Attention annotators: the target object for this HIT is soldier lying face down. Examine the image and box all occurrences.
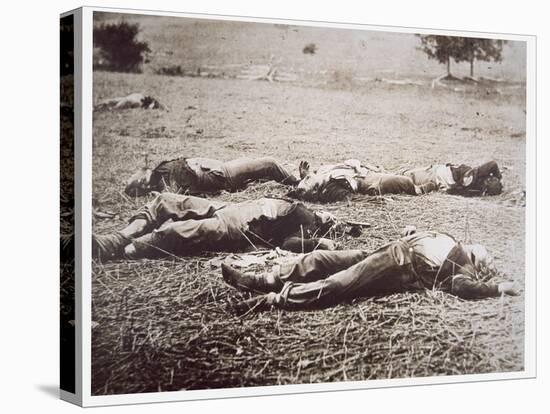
[222,225,519,313]
[94,93,167,111]
[288,159,437,202]
[92,193,351,261]
[125,156,300,197]
[400,160,503,196]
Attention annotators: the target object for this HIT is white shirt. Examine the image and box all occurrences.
[404,231,457,268]
[431,165,456,190]
[403,164,456,191]
[297,159,376,193]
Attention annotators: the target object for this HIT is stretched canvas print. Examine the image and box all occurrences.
[60,6,536,407]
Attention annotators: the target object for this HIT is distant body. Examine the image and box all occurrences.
[125,156,299,196]
[94,93,166,111]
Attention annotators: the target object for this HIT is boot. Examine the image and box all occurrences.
[92,232,130,261]
[221,264,271,293]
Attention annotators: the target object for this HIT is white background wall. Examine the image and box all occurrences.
[0,0,546,412]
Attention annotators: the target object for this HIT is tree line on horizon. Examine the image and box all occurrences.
[91,20,507,80]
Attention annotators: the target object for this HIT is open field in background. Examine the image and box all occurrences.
[91,16,526,395]
[95,12,527,85]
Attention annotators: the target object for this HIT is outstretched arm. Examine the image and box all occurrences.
[450,275,519,299]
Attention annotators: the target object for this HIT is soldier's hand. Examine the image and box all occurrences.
[299,160,310,179]
[498,282,520,296]
[317,238,337,250]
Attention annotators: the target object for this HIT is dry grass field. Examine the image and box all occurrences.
[90,15,527,395]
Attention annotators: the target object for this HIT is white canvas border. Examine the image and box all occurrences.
[73,6,537,407]
[80,6,94,406]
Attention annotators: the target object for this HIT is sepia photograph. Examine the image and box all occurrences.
[89,10,527,396]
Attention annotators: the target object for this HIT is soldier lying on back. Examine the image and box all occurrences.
[289,159,503,202]
[222,225,519,313]
[288,159,437,202]
[125,156,300,197]
[92,193,348,261]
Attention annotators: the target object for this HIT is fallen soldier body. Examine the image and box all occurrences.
[222,226,519,312]
[125,156,300,197]
[92,193,344,261]
[94,93,166,111]
[400,160,503,196]
[288,159,437,202]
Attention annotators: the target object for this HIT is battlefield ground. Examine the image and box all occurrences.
[90,15,527,394]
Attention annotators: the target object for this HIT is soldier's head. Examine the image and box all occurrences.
[125,167,153,196]
[481,176,503,196]
[141,95,167,111]
[463,243,496,273]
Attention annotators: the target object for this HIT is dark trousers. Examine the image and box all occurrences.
[224,157,298,189]
[357,173,426,195]
[264,243,421,310]
[122,194,229,258]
